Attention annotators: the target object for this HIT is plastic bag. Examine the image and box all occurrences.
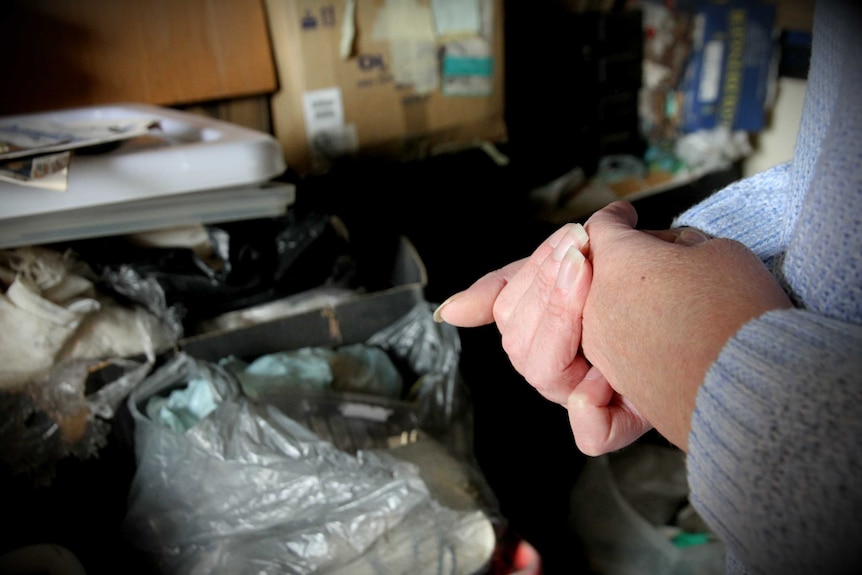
[569,443,726,575]
[123,303,501,574]
[0,245,176,484]
[74,211,356,335]
[0,356,155,485]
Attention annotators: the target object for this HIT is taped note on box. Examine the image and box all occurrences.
[439,0,495,96]
[431,0,481,39]
[442,37,494,96]
[373,0,439,94]
[302,87,345,131]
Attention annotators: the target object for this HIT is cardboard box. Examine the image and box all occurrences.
[680,0,777,133]
[175,234,482,460]
[264,0,507,175]
[180,235,428,361]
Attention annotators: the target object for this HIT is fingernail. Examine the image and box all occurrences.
[433,294,459,323]
[555,246,585,289]
[584,365,603,380]
[548,223,576,248]
[675,228,711,246]
[572,223,589,249]
[552,223,589,261]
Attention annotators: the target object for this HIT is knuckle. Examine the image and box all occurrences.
[492,298,510,326]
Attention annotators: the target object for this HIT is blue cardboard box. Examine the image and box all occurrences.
[680,0,777,133]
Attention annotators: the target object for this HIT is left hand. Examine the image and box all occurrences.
[434,222,593,406]
[435,221,653,454]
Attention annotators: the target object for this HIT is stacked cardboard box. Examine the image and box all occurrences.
[264,0,507,175]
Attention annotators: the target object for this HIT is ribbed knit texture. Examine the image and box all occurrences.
[672,1,862,573]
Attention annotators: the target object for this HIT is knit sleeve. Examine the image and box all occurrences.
[672,162,792,266]
[686,309,862,575]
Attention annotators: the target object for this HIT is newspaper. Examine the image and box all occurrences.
[0,118,160,190]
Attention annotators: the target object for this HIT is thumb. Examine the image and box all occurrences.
[583,201,638,243]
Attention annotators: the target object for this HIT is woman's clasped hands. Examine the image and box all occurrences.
[434,201,792,456]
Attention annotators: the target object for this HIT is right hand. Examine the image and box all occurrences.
[577,201,793,452]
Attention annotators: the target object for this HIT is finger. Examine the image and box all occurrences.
[433,258,527,327]
[497,228,580,348]
[672,227,713,246]
[499,226,590,387]
[641,227,713,246]
[434,223,584,327]
[516,246,592,405]
[493,223,588,326]
[641,229,682,243]
[583,200,638,247]
[566,366,653,456]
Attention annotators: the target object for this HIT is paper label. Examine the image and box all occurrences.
[302,87,345,133]
[431,0,481,38]
[372,0,439,94]
[442,37,494,96]
[698,40,724,103]
[302,87,358,168]
[340,402,393,422]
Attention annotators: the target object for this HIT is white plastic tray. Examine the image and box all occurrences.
[0,103,287,220]
[0,181,295,249]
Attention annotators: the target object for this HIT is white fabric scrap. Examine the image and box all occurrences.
[0,247,174,389]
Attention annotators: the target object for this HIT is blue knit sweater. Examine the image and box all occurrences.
[672,2,862,573]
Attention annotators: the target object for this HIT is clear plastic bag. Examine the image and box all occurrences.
[123,303,501,574]
[0,245,176,484]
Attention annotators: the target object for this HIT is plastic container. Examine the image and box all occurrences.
[0,103,292,248]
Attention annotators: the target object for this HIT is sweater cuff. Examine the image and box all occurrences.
[673,163,791,263]
[686,309,862,573]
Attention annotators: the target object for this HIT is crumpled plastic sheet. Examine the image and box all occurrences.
[123,303,501,574]
[366,303,466,439]
[0,356,155,485]
[77,211,356,336]
[0,246,178,484]
[194,286,360,335]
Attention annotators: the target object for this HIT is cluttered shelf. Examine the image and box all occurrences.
[504,0,781,228]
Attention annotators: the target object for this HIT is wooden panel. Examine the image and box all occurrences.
[0,0,277,115]
[179,95,273,133]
